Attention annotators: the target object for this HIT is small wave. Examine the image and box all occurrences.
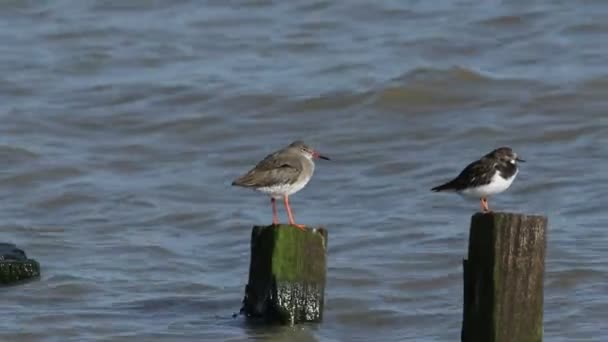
[0,145,39,162]
[579,74,608,91]
[0,166,84,187]
[476,11,544,28]
[370,66,547,109]
[375,67,496,107]
[398,66,488,82]
[287,91,371,112]
[561,22,608,35]
[34,192,98,210]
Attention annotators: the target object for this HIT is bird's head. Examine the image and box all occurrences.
[288,140,330,161]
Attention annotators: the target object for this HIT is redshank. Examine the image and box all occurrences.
[232,140,330,230]
[431,147,525,212]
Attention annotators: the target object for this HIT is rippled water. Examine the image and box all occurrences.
[0,1,607,341]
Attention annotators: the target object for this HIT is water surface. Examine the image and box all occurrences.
[0,1,607,341]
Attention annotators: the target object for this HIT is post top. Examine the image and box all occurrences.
[472,211,547,221]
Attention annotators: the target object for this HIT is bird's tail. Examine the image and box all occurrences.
[431,180,458,192]
[232,174,254,187]
[231,179,245,187]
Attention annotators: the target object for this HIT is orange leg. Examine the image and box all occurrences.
[271,198,279,225]
[284,195,306,231]
[480,197,490,213]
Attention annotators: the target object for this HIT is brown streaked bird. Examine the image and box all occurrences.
[431,147,525,212]
[232,141,330,230]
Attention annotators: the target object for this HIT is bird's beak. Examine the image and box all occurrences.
[516,157,525,162]
[313,151,330,160]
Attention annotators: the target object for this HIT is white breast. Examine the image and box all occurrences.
[256,160,315,198]
[256,178,310,198]
[460,169,517,198]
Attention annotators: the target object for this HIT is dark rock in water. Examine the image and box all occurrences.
[0,243,27,261]
[0,243,40,285]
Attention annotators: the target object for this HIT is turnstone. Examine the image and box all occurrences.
[431,147,524,212]
[232,141,330,230]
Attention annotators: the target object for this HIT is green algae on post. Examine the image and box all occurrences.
[241,224,327,325]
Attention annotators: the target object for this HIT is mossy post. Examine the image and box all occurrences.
[241,224,327,325]
[462,212,547,342]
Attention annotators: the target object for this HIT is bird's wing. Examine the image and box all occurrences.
[432,158,496,191]
[232,152,303,188]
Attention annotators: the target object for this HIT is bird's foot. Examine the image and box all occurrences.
[290,223,307,231]
[480,198,491,213]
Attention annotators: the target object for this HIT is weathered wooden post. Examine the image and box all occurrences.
[462,212,547,342]
[241,224,327,325]
[0,243,40,285]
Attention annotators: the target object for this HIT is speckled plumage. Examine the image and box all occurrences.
[232,141,315,197]
[232,140,329,227]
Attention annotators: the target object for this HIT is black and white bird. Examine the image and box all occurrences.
[431,147,525,212]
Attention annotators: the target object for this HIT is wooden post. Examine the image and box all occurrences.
[0,243,40,286]
[462,212,547,342]
[241,224,327,325]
